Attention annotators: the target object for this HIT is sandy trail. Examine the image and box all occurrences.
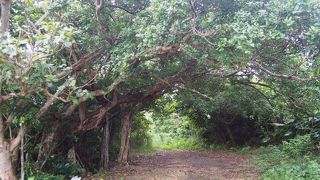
[108,150,261,180]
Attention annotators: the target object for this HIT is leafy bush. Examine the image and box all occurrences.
[253,146,284,172]
[254,135,320,179]
[24,155,83,179]
[263,160,320,180]
[282,135,312,158]
[33,155,84,179]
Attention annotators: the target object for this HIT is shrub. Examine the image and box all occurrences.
[252,146,284,172]
[281,135,312,158]
[263,160,320,180]
[253,135,320,179]
[27,172,64,180]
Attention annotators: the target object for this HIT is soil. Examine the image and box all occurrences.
[106,150,261,180]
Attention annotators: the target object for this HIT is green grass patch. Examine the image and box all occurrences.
[161,138,206,151]
[131,144,157,154]
[159,138,229,151]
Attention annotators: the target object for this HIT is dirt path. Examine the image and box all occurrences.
[109,150,261,180]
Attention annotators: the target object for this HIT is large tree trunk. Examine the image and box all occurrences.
[0,142,17,180]
[0,0,19,177]
[99,118,111,169]
[117,111,133,164]
[0,116,24,180]
[0,0,10,34]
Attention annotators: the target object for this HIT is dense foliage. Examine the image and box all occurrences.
[253,135,320,179]
[0,0,319,179]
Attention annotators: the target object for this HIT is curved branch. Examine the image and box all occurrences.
[252,61,309,81]
[0,92,24,105]
[175,84,213,101]
[234,80,274,107]
[240,80,313,116]
[64,90,105,117]
[192,70,240,78]
[96,0,114,45]
[9,125,25,152]
[106,4,137,14]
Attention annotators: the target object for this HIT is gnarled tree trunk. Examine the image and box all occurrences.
[0,116,24,180]
[117,110,133,164]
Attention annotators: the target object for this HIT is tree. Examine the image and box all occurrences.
[0,1,76,178]
[48,0,320,166]
[0,0,319,178]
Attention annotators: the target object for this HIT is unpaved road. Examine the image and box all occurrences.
[109,150,261,180]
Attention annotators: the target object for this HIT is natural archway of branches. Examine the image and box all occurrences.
[0,0,319,179]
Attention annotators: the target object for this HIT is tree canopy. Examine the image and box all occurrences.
[0,0,319,179]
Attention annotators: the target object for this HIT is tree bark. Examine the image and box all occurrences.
[0,117,23,180]
[99,118,111,169]
[117,110,133,164]
[20,133,24,180]
[1,0,10,34]
[0,2,18,177]
[0,142,17,180]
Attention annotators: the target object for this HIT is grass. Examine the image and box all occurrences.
[161,138,206,151]
[154,137,229,152]
[131,144,157,154]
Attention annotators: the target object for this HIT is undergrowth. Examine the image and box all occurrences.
[252,135,320,180]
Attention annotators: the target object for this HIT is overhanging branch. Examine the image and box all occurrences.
[175,84,213,101]
[252,61,309,81]
[96,0,114,45]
